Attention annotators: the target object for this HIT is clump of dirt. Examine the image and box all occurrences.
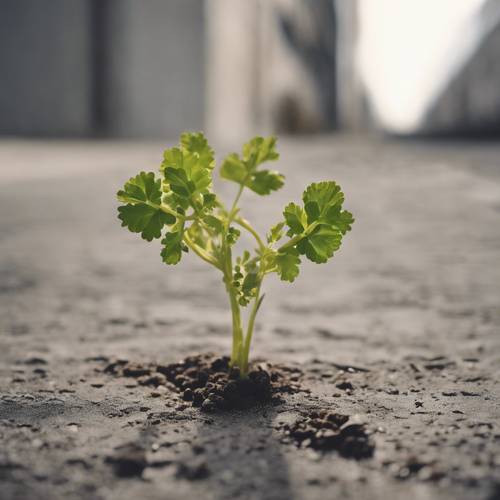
[104,353,302,411]
[279,410,375,459]
[104,443,147,478]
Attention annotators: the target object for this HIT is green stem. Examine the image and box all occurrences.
[240,284,262,376]
[227,184,245,226]
[183,234,220,269]
[277,221,319,253]
[228,283,243,365]
[151,201,185,220]
[234,217,266,251]
[221,238,243,366]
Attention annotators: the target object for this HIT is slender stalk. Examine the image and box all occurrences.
[223,245,243,366]
[149,201,183,220]
[224,183,247,366]
[183,234,220,269]
[240,284,262,375]
[234,217,266,251]
[227,184,245,226]
[228,284,243,364]
[277,221,319,253]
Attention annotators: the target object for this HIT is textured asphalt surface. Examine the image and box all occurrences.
[0,136,499,500]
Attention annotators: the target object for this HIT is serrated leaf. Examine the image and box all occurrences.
[283,203,306,236]
[180,132,215,170]
[220,135,284,196]
[227,227,240,245]
[278,180,354,267]
[220,154,247,184]
[161,230,184,265]
[302,181,344,223]
[325,207,354,234]
[117,171,162,205]
[161,147,184,171]
[297,225,342,264]
[275,248,301,282]
[249,170,285,195]
[161,132,215,208]
[118,205,174,241]
[117,172,175,241]
[164,167,194,198]
[242,136,279,167]
[267,222,285,244]
[202,193,218,209]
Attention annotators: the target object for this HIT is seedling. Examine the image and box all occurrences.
[117,133,354,377]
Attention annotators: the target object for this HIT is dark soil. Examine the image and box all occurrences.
[104,353,303,412]
[278,410,375,459]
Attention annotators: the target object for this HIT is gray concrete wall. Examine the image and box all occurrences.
[0,0,205,138]
[0,0,93,136]
[103,0,205,138]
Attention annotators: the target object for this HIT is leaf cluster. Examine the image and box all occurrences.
[117,132,354,288]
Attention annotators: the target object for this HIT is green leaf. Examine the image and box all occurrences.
[118,204,174,241]
[297,225,342,264]
[220,154,247,184]
[117,172,175,241]
[249,170,284,195]
[180,131,215,170]
[202,193,218,210]
[267,222,285,244]
[117,171,162,205]
[203,215,224,234]
[279,180,354,265]
[304,181,354,234]
[325,207,354,234]
[164,167,194,198]
[220,135,284,196]
[283,203,306,236]
[275,248,301,282]
[161,230,184,265]
[226,227,240,245]
[242,136,279,167]
[302,181,343,213]
[242,271,259,296]
[161,147,184,171]
[161,132,215,205]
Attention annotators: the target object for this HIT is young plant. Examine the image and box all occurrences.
[117,133,354,377]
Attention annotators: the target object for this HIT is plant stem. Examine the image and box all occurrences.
[183,234,220,269]
[228,282,243,365]
[277,221,319,253]
[234,217,266,251]
[227,184,245,226]
[222,237,244,366]
[152,201,185,220]
[240,284,262,375]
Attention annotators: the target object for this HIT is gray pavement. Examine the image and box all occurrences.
[0,136,499,500]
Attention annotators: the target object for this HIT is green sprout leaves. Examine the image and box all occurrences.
[274,248,301,282]
[161,228,185,265]
[117,172,175,241]
[220,136,285,195]
[116,133,354,376]
[270,181,354,279]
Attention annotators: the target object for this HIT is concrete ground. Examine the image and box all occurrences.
[0,135,499,500]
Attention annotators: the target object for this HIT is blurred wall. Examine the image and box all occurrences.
[0,0,204,138]
[206,0,338,143]
[102,0,205,138]
[0,0,93,136]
